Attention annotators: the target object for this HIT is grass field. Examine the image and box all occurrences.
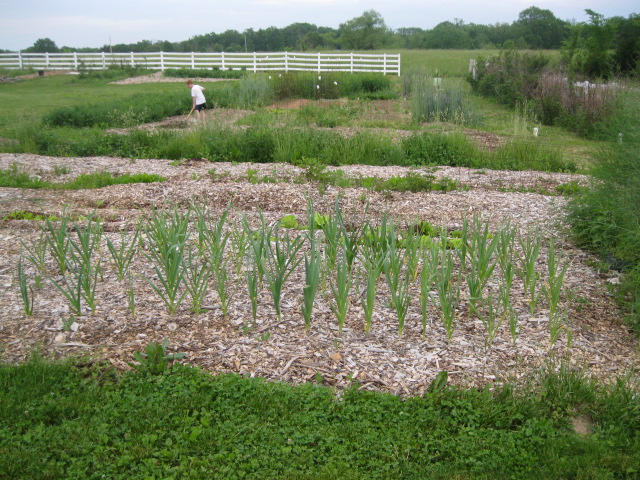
[0,50,600,169]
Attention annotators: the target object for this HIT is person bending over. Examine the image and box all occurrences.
[186,80,206,121]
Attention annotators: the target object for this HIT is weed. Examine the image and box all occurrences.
[128,339,186,376]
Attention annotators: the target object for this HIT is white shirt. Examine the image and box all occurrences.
[191,85,206,105]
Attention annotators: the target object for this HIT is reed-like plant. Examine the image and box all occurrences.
[330,251,352,331]
[127,273,136,319]
[183,245,212,315]
[384,238,412,337]
[17,258,34,315]
[319,209,342,278]
[20,232,47,273]
[68,217,103,312]
[261,226,304,320]
[543,239,570,350]
[336,205,363,273]
[464,217,499,316]
[419,241,439,336]
[106,229,139,281]
[360,240,385,334]
[435,242,460,343]
[49,271,83,315]
[518,229,542,315]
[230,222,249,277]
[142,208,190,315]
[480,291,503,350]
[243,214,268,287]
[246,254,260,324]
[302,249,322,329]
[44,215,71,274]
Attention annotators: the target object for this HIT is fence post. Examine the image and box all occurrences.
[73,52,78,70]
[253,52,257,73]
[129,52,133,67]
[191,52,195,69]
[45,52,49,68]
[317,52,321,73]
[221,52,225,70]
[102,52,106,69]
[350,52,354,73]
[160,51,164,71]
[18,51,23,69]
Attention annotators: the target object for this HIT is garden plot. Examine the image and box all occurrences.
[0,152,636,395]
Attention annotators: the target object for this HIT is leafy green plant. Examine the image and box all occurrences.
[127,339,186,375]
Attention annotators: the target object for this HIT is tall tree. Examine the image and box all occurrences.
[513,7,569,49]
[24,38,59,53]
[339,10,388,50]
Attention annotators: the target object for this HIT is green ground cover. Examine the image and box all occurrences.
[1,355,638,480]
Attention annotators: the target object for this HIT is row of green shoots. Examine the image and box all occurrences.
[17,201,571,352]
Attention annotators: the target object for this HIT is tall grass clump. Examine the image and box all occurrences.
[567,89,640,331]
[488,138,575,172]
[214,74,274,109]
[407,74,475,124]
[402,131,478,167]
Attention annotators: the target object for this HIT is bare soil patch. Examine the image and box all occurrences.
[0,151,636,396]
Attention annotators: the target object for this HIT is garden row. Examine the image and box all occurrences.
[18,201,571,352]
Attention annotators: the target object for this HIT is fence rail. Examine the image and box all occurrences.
[0,51,401,75]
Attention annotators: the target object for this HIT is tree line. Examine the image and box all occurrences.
[9,7,640,77]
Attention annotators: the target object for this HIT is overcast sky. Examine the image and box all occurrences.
[0,1,637,51]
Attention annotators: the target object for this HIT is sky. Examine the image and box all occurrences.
[0,0,637,51]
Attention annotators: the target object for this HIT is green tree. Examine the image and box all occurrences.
[564,10,616,78]
[614,14,640,75]
[423,20,473,49]
[24,38,59,53]
[513,7,569,49]
[339,10,389,50]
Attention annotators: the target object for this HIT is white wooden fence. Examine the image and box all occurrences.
[0,51,401,75]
